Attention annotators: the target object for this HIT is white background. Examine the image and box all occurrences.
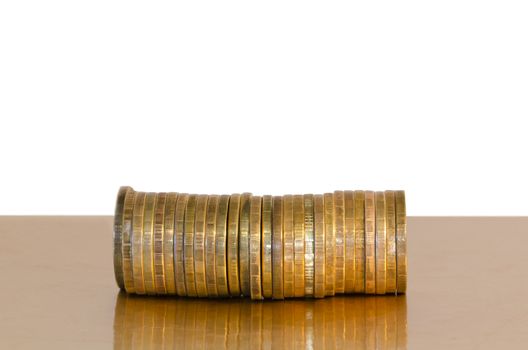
[1,1,527,215]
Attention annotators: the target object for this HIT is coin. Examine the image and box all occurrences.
[163,192,178,294]
[239,192,252,297]
[215,194,230,297]
[343,191,355,294]
[282,195,294,298]
[304,194,315,297]
[174,193,189,296]
[375,191,386,295]
[184,194,197,297]
[227,193,241,296]
[143,192,157,295]
[313,194,325,298]
[353,190,365,293]
[261,195,273,299]
[122,188,136,293]
[154,192,167,294]
[333,190,345,294]
[364,191,376,294]
[384,190,397,294]
[272,196,284,300]
[324,193,335,296]
[395,190,407,294]
[113,186,130,290]
[205,194,219,297]
[132,192,146,294]
[293,194,305,297]
[194,194,208,297]
[249,195,263,300]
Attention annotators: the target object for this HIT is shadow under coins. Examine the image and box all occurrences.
[113,292,407,350]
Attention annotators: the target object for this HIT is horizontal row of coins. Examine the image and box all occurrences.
[113,187,407,299]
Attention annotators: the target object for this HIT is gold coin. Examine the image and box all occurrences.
[184,194,197,297]
[364,191,376,294]
[163,192,178,294]
[343,191,355,294]
[323,193,335,296]
[333,190,345,294]
[395,190,407,294]
[271,196,284,300]
[205,194,219,297]
[194,194,208,297]
[142,192,157,295]
[249,195,263,300]
[113,186,130,290]
[227,193,241,296]
[174,193,189,296]
[384,190,397,294]
[238,192,252,297]
[261,195,273,299]
[154,193,167,294]
[353,190,365,293]
[121,188,136,293]
[303,194,315,297]
[215,194,230,297]
[132,192,146,294]
[282,195,294,298]
[313,194,325,298]
[375,191,386,295]
[293,194,305,297]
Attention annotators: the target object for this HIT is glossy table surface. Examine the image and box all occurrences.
[1,216,527,349]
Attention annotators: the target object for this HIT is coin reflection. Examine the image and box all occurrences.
[114,293,407,349]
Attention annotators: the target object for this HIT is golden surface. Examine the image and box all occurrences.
[375,191,387,295]
[227,193,241,296]
[353,190,365,293]
[334,190,345,294]
[261,195,273,299]
[385,191,397,294]
[271,196,284,299]
[282,195,294,298]
[132,192,146,294]
[173,193,188,296]
[293,194,305,297]
[249,196,263,300]
[183,194,197,297]
[303,194,315,297]
[121,188,136,293]
[364,191,376,294]
[395,191,407,294]
[313,194,326,298]
[142,192,157,295]
[323,193,335,296]
[162,192,177,295]
[2,216,528,349]
[193,194,208,297]
[343,190,355,293]
[215,195,230,297]
[205,194,218,297]
[238,192,252,297]
[153,192,167,295]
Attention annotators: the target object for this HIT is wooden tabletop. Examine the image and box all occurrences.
[1,216,527,349]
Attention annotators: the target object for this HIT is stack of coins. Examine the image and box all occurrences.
[113,187,407,299]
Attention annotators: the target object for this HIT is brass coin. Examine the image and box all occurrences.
[375,191,387,295]
[271,196,284,300]
[194,194,208,297]
[238,192,252,297]
[215,194,230,297]
[163,192,178,294]
[353,190,365,293]
[333,190,345,294]
[121,188,136,293]
[364,191,376,294]
[395,190,407,294]
[313,194,325,298]
[303,194,315,297]
[154,192,167,294]
[249,195,263,300]
[113,186,130,290]
[227,193,241,296]
[343,190,355,294]
[132,192,146,294]
[384,190,397,294]
[142,192,157,295]
[261,195,273,299]
[323,193,335,296]
[174,193,189,296]
[293,194,305,297]
[282,195,294,298]
[184,194,197,297]
[205,194,219,297]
